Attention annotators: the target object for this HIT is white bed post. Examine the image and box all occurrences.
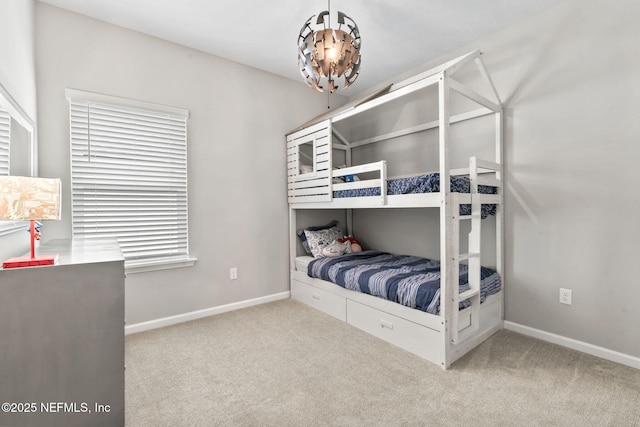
[344,131,354,235]
[289,206,297,273]
[495,110,504,322]
[438,72,454,369]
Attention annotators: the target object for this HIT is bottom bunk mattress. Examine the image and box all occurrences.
[306,251,501,314]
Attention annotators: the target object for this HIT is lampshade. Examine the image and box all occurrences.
[298,10,361,93]
[0,176,61,268]
[0,176,61,221]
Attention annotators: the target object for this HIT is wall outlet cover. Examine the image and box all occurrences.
[559,288,572,305]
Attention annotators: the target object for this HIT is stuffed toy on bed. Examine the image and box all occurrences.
[319,235,364,257]
[321,240,351,257]
[339,235,362,253]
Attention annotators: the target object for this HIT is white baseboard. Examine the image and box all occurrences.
[504,321,640,370]
[125,291,291,335]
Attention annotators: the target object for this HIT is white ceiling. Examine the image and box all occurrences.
[38,0,563,96]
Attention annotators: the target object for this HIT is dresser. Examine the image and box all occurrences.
[0,239,125,427]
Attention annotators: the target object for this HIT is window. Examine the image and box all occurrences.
[0,107,9,175]
[66,89,194,272]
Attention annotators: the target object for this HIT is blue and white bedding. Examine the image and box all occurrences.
[333,173,497,218]
[307,251,501,314]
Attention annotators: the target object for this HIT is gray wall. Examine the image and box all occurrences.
[498,0,638,358]
[347,0,640,358]
[0,0,36,261]
[0,0,36,116]
[34,3,344,324]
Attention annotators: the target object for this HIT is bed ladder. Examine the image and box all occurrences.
[450,157,483,345]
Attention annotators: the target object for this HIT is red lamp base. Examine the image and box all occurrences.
[2,254,59,269]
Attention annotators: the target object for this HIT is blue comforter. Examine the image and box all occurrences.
[333,173,497,218]
[308,251,501,314]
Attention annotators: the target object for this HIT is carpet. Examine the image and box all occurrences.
[125,299,640,426]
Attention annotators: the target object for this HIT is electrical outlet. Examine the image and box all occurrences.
[559,288,572,305]
[230,268,238,280]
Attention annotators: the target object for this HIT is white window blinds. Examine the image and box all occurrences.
[0,108,10,175]
[67,89,190,266]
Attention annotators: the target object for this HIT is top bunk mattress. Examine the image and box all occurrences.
[333,173,497,217]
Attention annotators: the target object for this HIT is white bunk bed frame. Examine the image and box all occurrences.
[286,50,503,369]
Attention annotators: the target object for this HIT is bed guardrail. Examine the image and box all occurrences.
[332,160,388,205]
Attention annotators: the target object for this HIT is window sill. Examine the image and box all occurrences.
[125,257,197,275]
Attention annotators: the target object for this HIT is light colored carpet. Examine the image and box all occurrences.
[125,299,640,427]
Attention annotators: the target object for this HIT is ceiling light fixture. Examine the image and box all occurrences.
[298,1,361,93]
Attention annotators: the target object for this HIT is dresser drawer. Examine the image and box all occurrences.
[291,279,346,321]
[346,300,443,363]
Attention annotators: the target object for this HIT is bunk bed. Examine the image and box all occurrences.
[286,50,504,369]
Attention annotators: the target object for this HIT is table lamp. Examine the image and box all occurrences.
[0,176,62,268]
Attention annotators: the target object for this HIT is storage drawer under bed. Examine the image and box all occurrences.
[291,279,347,321]
[346,299,444,364]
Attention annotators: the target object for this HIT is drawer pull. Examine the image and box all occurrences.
[379,319,394,329]
[312,292,321,300]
